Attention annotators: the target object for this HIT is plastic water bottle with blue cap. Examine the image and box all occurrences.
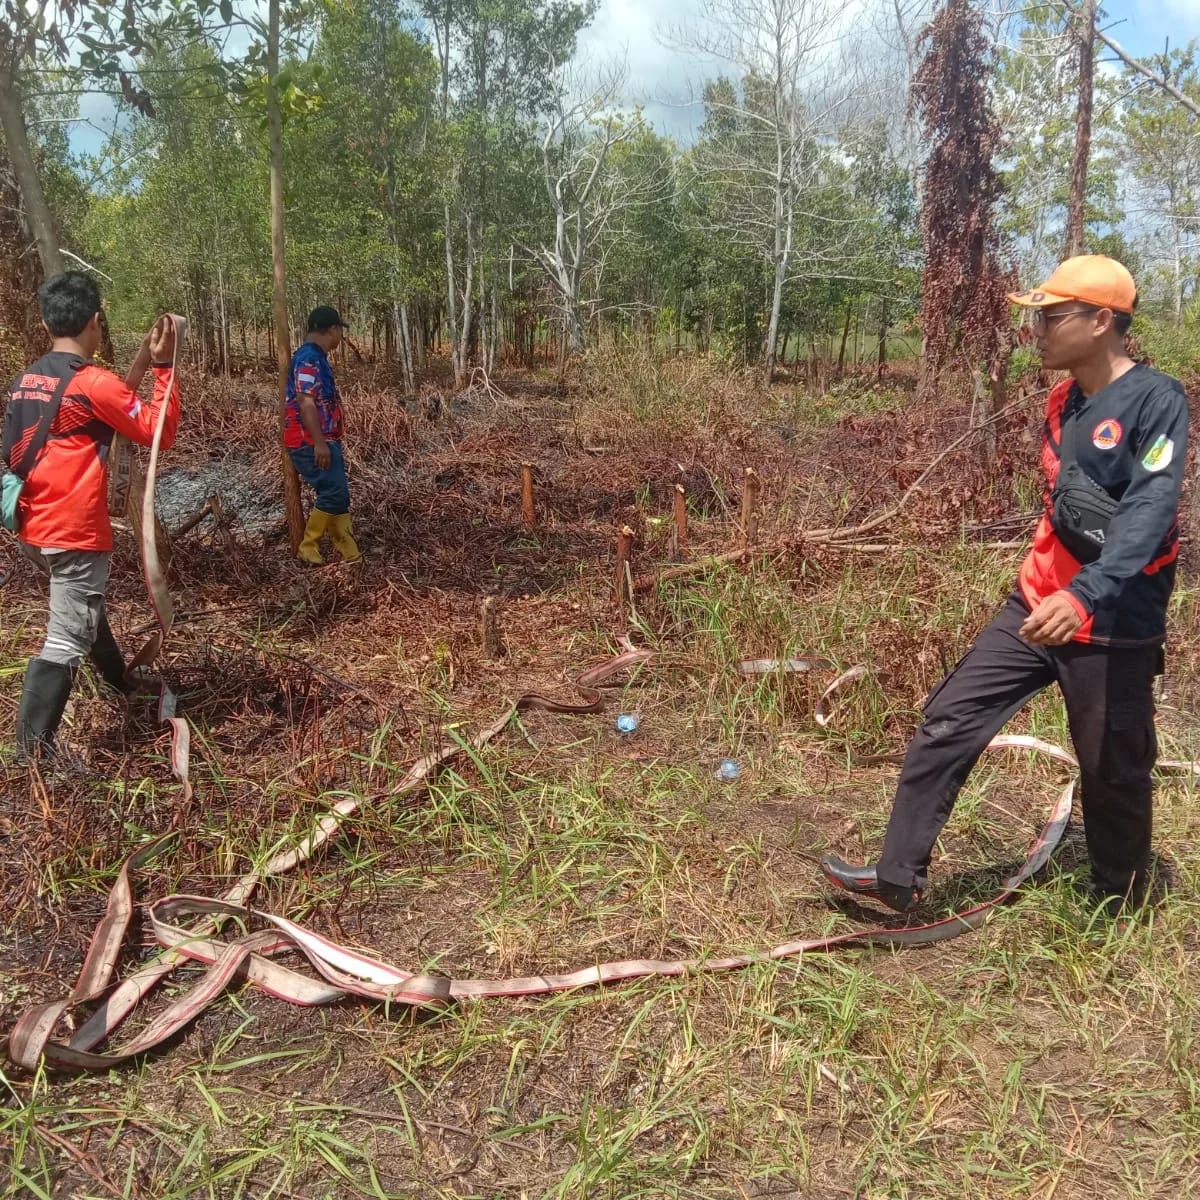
[616,713,640,734]
[715,758,740,782]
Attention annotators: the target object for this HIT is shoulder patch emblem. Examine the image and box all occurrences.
[1143,434,1175,473]
[1092,419,1122,450]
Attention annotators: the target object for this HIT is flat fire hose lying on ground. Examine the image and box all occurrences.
[6,332,1197,1072]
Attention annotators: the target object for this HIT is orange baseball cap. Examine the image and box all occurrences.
[1008,254,1136,313]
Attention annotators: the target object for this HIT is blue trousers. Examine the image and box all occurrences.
[289,441,350,516]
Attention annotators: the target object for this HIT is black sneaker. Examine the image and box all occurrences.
[819,855,923,913]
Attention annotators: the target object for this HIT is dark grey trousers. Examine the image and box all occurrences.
[21,544,110,667]
[877,592,1160,900]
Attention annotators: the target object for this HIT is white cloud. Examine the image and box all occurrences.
[576,0,881,142]
[576,0,711,140]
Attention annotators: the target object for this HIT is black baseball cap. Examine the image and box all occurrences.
[307,305,349,332]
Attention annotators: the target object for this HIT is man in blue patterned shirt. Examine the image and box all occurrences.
[285,305,360,563]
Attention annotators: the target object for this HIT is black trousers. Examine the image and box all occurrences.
[877,593,1159,900]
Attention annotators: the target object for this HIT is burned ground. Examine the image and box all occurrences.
[2,354,1198,1199]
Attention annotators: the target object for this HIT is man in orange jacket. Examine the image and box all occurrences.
[3,272,181,758]
[820,256,1188,917]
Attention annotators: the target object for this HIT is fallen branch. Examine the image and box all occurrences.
[172,497,215,539]
[32,1123,124,1199]
[211,631,390,710]
[836,539,1026,553]
[130,600,261,637]
[804,389,1045,543]
[633,389,1047,592]
[635,542,756,591]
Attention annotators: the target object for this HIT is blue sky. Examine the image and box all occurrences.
[66,0,1200,157]
[1113,0,1200,57]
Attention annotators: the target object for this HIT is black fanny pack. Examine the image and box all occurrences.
[1050,404,1118,564]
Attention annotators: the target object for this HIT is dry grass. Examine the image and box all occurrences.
[1,349,1199,1199]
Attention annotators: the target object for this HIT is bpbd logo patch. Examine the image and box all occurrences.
[1143,434,1175,472]
[1092,418,1122,450]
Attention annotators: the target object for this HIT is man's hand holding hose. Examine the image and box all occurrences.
[148,315,177,366]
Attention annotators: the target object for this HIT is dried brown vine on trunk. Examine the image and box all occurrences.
[911,0,1016,407]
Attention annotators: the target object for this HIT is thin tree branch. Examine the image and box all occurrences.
[59,248,114,280]
[1059,2,1200,118]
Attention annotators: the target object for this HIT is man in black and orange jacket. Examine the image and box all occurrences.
[4,272,180,758]
[821,255,1188,916]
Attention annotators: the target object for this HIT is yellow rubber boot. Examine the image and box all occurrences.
[329,513,361,563]
[298,508,332,564]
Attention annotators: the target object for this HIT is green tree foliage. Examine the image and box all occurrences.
[1121,44,1200,322]
[288,2,441,338]
[421,0,595,379]
[26,0,1197,386]
[82,43,268,365]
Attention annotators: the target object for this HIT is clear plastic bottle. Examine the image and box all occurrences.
[616,713,640,734]
[715,758,740,782]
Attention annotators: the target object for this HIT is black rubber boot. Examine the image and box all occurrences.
[16,659,75,759]
[88,614,131,695]
[819,855,923,913]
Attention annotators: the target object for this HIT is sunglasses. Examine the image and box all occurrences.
[1029,306,1099,330]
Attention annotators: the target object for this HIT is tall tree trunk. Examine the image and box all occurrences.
[570,203,586,353]
[488,278,498,374]
[1064,0,1096,258]
[877,301,889,380]
[217,263,230,376]
[0,58,63,277]
[444,203,463,387]
[396,300,415,393]
[475,240,487,377]
[761,134,792,385]
[763,260,785,384]
[458,220,476,378]
[1174,214,1184,324]
[414,302,427,368]
[836,305,853,377]
[268,0,304,551]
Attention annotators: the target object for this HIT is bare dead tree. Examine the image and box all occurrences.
[524,62,656,353]
[1064,0,1096,256]
[670,0,868,383]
